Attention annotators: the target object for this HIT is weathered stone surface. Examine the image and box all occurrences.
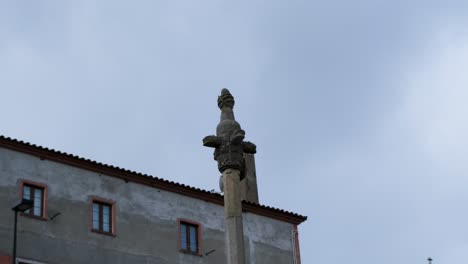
[0,147,296,264]
[203,89,256,176]
[240,153,259,204]
[223,168,246,264]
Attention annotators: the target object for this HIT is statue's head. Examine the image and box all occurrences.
[218,88,235,109]
[216,88,241,138]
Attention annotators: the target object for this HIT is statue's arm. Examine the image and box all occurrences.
[243,141,257,154]
[203,135,222,148]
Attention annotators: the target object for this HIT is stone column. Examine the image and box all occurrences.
[223,168,245,264]
[240,153,259,204]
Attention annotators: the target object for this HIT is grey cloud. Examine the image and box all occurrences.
[1,1,468,263]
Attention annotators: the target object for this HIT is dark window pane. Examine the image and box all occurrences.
[103,205,110,222]
[33,188,43,216]
[190,226,197,252]
[34,188,42,200]
[23,186,31,199]
[92,203,100,230]
[23,184,44,216]
[92,201,113,233]
[103,222,110,232]
[103,205,110,232]
[180,222,199,253]
[180,224,187,249]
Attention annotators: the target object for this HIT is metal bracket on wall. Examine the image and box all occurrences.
[204,249,216,256]
[49,212,61,221]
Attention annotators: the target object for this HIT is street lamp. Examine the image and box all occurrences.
[427,257,433,264]
[11,199,33,264]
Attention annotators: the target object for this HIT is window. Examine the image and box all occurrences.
[91,197,115,235]
[178,220,201,255]
[20,180,48,219]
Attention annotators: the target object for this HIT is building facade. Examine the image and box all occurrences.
[0,136,306,264]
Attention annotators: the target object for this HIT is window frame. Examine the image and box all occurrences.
[89,196,116,236]
[177,219,202,256]
[19,179,48,220]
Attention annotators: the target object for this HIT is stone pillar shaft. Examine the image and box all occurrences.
[240,153,259,203]
[223,168,246,264]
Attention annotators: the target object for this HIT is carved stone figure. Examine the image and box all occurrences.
[203,89,256,177]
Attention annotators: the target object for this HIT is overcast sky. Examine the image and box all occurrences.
[1,1,468,263]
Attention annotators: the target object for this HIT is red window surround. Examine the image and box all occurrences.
[294,224,302,264]
[177,219,202,256]
[19,179,48,221]
[89,196,116,237]
[0,255,12,264]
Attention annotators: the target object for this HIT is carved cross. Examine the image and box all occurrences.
[203,89,256,177]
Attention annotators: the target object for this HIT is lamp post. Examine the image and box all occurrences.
[427,257,433,264]
[11,199,33,264]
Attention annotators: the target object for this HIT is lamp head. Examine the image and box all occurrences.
[12,199,34,212]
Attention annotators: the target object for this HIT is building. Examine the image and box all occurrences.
[0,135,306,263]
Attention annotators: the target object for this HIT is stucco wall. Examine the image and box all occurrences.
[0,147,296,264]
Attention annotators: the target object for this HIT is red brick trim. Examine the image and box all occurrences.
[0,136,307,225]
[19,179,48,220]
[294,225,302,264]
[177,218,202,256]
[89,196,116,237]
[0,255,12,264]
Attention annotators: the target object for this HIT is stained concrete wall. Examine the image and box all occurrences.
[0,147,297,264]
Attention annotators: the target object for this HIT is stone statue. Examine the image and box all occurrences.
[203,89,256,178]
